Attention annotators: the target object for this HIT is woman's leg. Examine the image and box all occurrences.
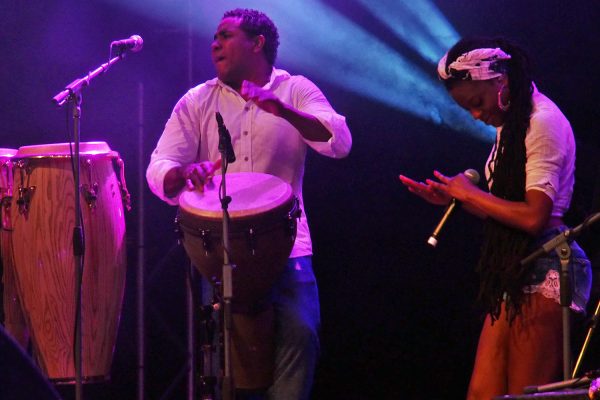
[507,293,562,393]
[467,311,509,400]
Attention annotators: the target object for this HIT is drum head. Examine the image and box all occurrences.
[14,141,112,158]
[0,149,18,158]
[179,172,293,219]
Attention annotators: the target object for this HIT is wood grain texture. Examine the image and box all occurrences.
[10,154,127,382]
[1,153,30,349]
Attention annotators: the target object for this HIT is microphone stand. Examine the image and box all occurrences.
[216,112,236,400]
[52,49,130,400]
[521,211,600,386]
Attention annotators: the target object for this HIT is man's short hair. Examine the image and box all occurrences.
[224,8,280,66]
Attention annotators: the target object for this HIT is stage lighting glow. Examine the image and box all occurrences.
[101,0,495,141]
[355,0,460,64]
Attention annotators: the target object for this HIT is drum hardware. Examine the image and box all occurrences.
[247,228,256,256]
[178,171,299,394]
[1,196,12,231]
[111,155,131,212]
[16,185,36,216]
[521,211,600,392]
[80,159,98,209]
[9,142,128,389]
[80,182,99,209]
[1,148,29,350]
[200,229,213,255]
[15,161,35,216]
[197,297,219,399]
[286,198,302,239]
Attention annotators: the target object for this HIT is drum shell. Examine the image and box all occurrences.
[178,196,297,310]
[10,150,127,382]
[1,150,29,349]
[177,172,299,390]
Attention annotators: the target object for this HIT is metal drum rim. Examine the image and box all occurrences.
[179,172,294,219]
[14,141,112,158]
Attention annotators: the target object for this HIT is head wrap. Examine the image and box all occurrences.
[437,48,511,81]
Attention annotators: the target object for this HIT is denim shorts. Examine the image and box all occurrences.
[524,225,592,312]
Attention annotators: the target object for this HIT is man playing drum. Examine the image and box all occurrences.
[146,8,352,400]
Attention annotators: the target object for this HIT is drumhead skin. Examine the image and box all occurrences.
[14,141,112,158]
[0,149,18,158]
[179,172,293,219]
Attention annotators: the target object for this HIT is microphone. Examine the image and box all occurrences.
[215,112,236,164]
[110,35,143,53]
[427,168,480,247]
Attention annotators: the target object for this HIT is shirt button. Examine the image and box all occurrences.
[244,106,250,111]
[244,156,249,161]
[243,131,248,136]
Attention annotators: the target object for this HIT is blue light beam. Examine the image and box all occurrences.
[101,0,494,141]
[355,0,460,64]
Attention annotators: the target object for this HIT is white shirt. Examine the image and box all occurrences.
[485,86,575,217]
[146,68,352,257]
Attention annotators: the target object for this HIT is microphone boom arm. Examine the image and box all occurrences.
[52,54,125,107]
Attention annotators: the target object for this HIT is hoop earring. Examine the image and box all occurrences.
[497,85,510,111]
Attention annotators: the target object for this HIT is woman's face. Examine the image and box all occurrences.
[448,77,507,127]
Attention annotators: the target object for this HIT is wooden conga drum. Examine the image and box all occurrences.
[10,141,129,382]
[177,172,299,390]
[1,148,29,349]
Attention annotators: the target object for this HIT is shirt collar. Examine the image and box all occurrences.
[206,67,291,91]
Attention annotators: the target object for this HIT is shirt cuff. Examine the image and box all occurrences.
[146,158,182,206]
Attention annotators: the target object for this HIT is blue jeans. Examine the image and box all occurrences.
[204,256,321,400]
[526,225,592,312]
[266,256,321,400]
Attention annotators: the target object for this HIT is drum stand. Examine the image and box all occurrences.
[521,211,600,393]
[52,48,134,400]
[216,112,237,400]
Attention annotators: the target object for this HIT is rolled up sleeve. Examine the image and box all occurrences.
[146,91,202,205]
[524,112,567,202]
[292,76,352,158]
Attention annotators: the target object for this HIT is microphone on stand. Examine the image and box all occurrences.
[110,35,144,53]
[427,168,480,247]
[215,112,236,164]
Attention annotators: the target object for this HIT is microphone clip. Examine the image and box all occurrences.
[215,112,236,164]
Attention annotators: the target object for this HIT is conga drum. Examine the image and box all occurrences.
[10,141,129,382]
[1,148,29,349]
[177,172,300,390]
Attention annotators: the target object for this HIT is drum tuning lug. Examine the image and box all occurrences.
[173,216,184,242]
[0,195,11,209]
[247,228,256,256]
[81,182,99,209]
[200,229,212,255]
[16,185,36,216]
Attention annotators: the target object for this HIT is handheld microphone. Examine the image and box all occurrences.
[427,168,480,247]
[110,35,144,53]
[215,112,236,164]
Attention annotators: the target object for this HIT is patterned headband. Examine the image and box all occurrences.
[437,47,512,81]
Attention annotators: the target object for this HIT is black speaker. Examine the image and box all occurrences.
[0,325,62,400]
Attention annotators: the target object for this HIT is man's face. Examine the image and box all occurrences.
[211,17,257,86]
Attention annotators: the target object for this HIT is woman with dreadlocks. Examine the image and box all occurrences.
[399,37,592,399]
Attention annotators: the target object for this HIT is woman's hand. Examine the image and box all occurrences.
[428,170,479,203]
[399,174,452,206]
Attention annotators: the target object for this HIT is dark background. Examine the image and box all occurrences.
[1,1,600,399]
